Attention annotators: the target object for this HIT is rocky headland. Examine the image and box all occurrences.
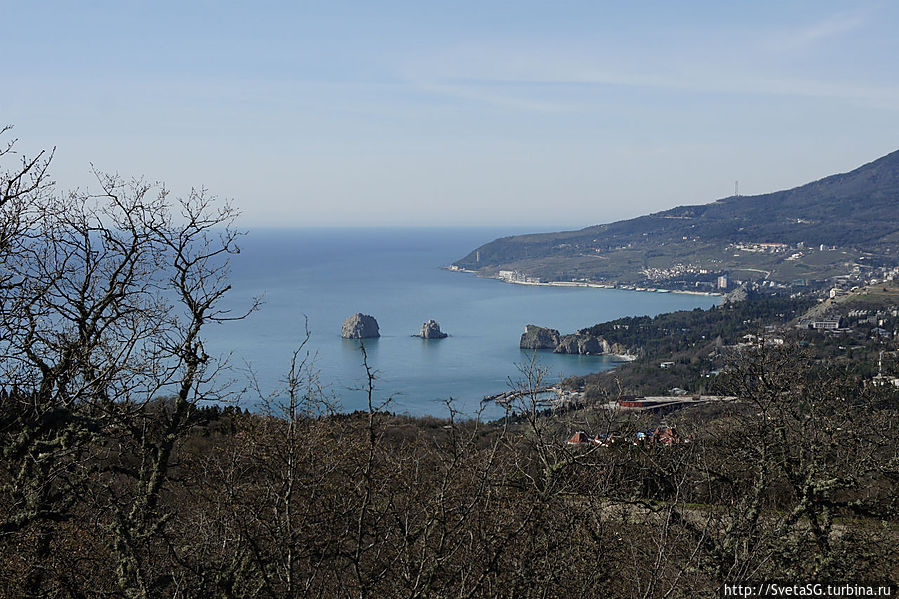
[341,313,380,339]
[520,324,631,357]
[519,325,561,350]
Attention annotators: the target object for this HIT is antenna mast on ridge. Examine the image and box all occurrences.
[735,180,739,197]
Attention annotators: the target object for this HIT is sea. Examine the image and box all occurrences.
[206,227,719,418]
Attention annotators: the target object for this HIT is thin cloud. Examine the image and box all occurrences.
[410,66,899,114]
[416,81,579,113]
[401,11,897,113]
[764,13,867,52]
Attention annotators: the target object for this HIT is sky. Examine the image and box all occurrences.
[3,1,898,229]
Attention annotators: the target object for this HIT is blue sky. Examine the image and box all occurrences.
[3,1,898,228]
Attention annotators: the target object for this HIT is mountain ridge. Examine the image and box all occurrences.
[454,149,899,288]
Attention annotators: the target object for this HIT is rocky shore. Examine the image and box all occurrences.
[520,324,633,357]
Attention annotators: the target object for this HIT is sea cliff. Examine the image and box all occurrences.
[520,325,634,358]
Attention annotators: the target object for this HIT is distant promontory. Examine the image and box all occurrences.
[452,149,899,293]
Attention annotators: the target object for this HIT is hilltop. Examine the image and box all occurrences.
[453,150,899,291]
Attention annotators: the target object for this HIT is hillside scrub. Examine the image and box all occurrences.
[1,132,897,597]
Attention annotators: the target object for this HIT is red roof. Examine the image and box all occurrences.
[567,431,589,444]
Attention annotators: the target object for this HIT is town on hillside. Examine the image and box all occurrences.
[506,281,899,442]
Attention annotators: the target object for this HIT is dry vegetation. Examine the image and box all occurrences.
[2,131,898,598]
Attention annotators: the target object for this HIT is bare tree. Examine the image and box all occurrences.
[0,129,256,596]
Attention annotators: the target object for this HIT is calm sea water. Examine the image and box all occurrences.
[207,228,719,417]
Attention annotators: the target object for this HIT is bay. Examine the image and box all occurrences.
[207,227,719,417]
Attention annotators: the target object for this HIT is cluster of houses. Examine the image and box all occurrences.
[566,427,686,447]
[796,307,897,339]
[846,307,898,326]
[871,351,899,389]
[796,316,843,331]
[497,270,542,284]
[731,242,789,253]
[871,374,899,388]
[641,262,707,283]
[829,265,899,290]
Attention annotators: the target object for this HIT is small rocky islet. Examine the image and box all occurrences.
[341,313,380,339]
[415,319,448,339]
[341,314,448,340]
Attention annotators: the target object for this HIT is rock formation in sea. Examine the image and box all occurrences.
[519,325,561,350]
[417,319,448,339]
[341,313,380,339]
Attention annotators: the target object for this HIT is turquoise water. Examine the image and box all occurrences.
[208,228,719,417]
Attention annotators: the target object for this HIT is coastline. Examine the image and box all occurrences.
[444,266,722,297]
